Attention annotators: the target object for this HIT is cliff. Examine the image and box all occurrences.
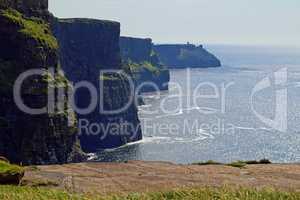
[0,4,84,165]
[53,19,142,152]
[120,37,170,93]
[154,44,221,68]
[0,0,50,19]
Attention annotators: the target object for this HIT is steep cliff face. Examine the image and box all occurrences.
[154,44,221,68]
[53,19,142,152]
[120,37,153,63]
[120,37,170,93]
[0,6,84,165]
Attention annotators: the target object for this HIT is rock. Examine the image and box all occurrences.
[0,6,85,165]
[154,44,221,68]
[120,37,153,63]
[0,156,9,163]
[120,36,170,93]
[0,161,24,185]
[52,18,142,152]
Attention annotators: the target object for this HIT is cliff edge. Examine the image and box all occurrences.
[120,36,170,93]
[154,43,221,68]
[0,2,85,165]
[53,19,142,152]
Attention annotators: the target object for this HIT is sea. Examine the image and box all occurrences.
[93,44,300,164]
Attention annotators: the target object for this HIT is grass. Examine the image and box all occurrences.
[227,161,247,168]
[0,186,299,200]
[227,159,272,168]
[0,9,61,92]
[141,61,160,74]
[111,187,300,200]
[0,185,75,200]
[0,161,24,176]
[42,71,70,87]
[244,159,272,165]
[1,9,58,49]
[126,59,162,76]
[100,73,122,81]
[193,159,272,168]
[193,160,222,166]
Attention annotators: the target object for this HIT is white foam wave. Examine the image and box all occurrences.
[124,136,171,146]
[138,104,152,109]
[87,153,97,161]
[235,126,274,132]
[155,109,183,118]
[154,106,218,119]
[234,126,256,130]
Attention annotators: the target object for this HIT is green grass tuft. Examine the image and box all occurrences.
[141,61,160,74]
[0,185,76,200]
[100,73,123,81]
[1,9,58,50]
[244,159,272,165]
[0,161,24,176]
[126,60,163,76]
[193,159,272,168]
[227,159,272,168]
[227,161,247,168]
[193,160,222,166]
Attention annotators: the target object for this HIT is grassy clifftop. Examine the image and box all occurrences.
[0,186,298,200]
[2,161,298,199]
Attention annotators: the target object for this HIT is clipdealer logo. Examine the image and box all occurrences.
[250,68,288,132]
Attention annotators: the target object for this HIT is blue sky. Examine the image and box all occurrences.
[49,0,300,46]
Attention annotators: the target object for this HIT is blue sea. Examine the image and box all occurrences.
[94,45,300,164]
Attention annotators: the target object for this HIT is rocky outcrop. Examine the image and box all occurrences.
[53,19,142,152]
[154,44,221,68]
[0,3,85,165]
[120,36,170,93]
[0,159,24,185]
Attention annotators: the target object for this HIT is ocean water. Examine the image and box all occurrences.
[94,45,300,164]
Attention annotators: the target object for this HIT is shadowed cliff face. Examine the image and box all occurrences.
[53,19,142,152]
[120,37,170,93]
[120,37,153,63]
[154,44,221,68]
[0,7,85,165]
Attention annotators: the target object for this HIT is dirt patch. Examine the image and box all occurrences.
[22,161,300,195]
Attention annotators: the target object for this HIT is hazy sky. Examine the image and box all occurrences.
[49,0,300,46]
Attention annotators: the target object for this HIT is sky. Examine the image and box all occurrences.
[49,0,300,46]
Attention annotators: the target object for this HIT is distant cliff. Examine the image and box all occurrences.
[120,37,170,93]
[53,19,142,152]
[0,1,84,165]
[154,44,221,68]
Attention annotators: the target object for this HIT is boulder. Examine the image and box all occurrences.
[0,161,24,185]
